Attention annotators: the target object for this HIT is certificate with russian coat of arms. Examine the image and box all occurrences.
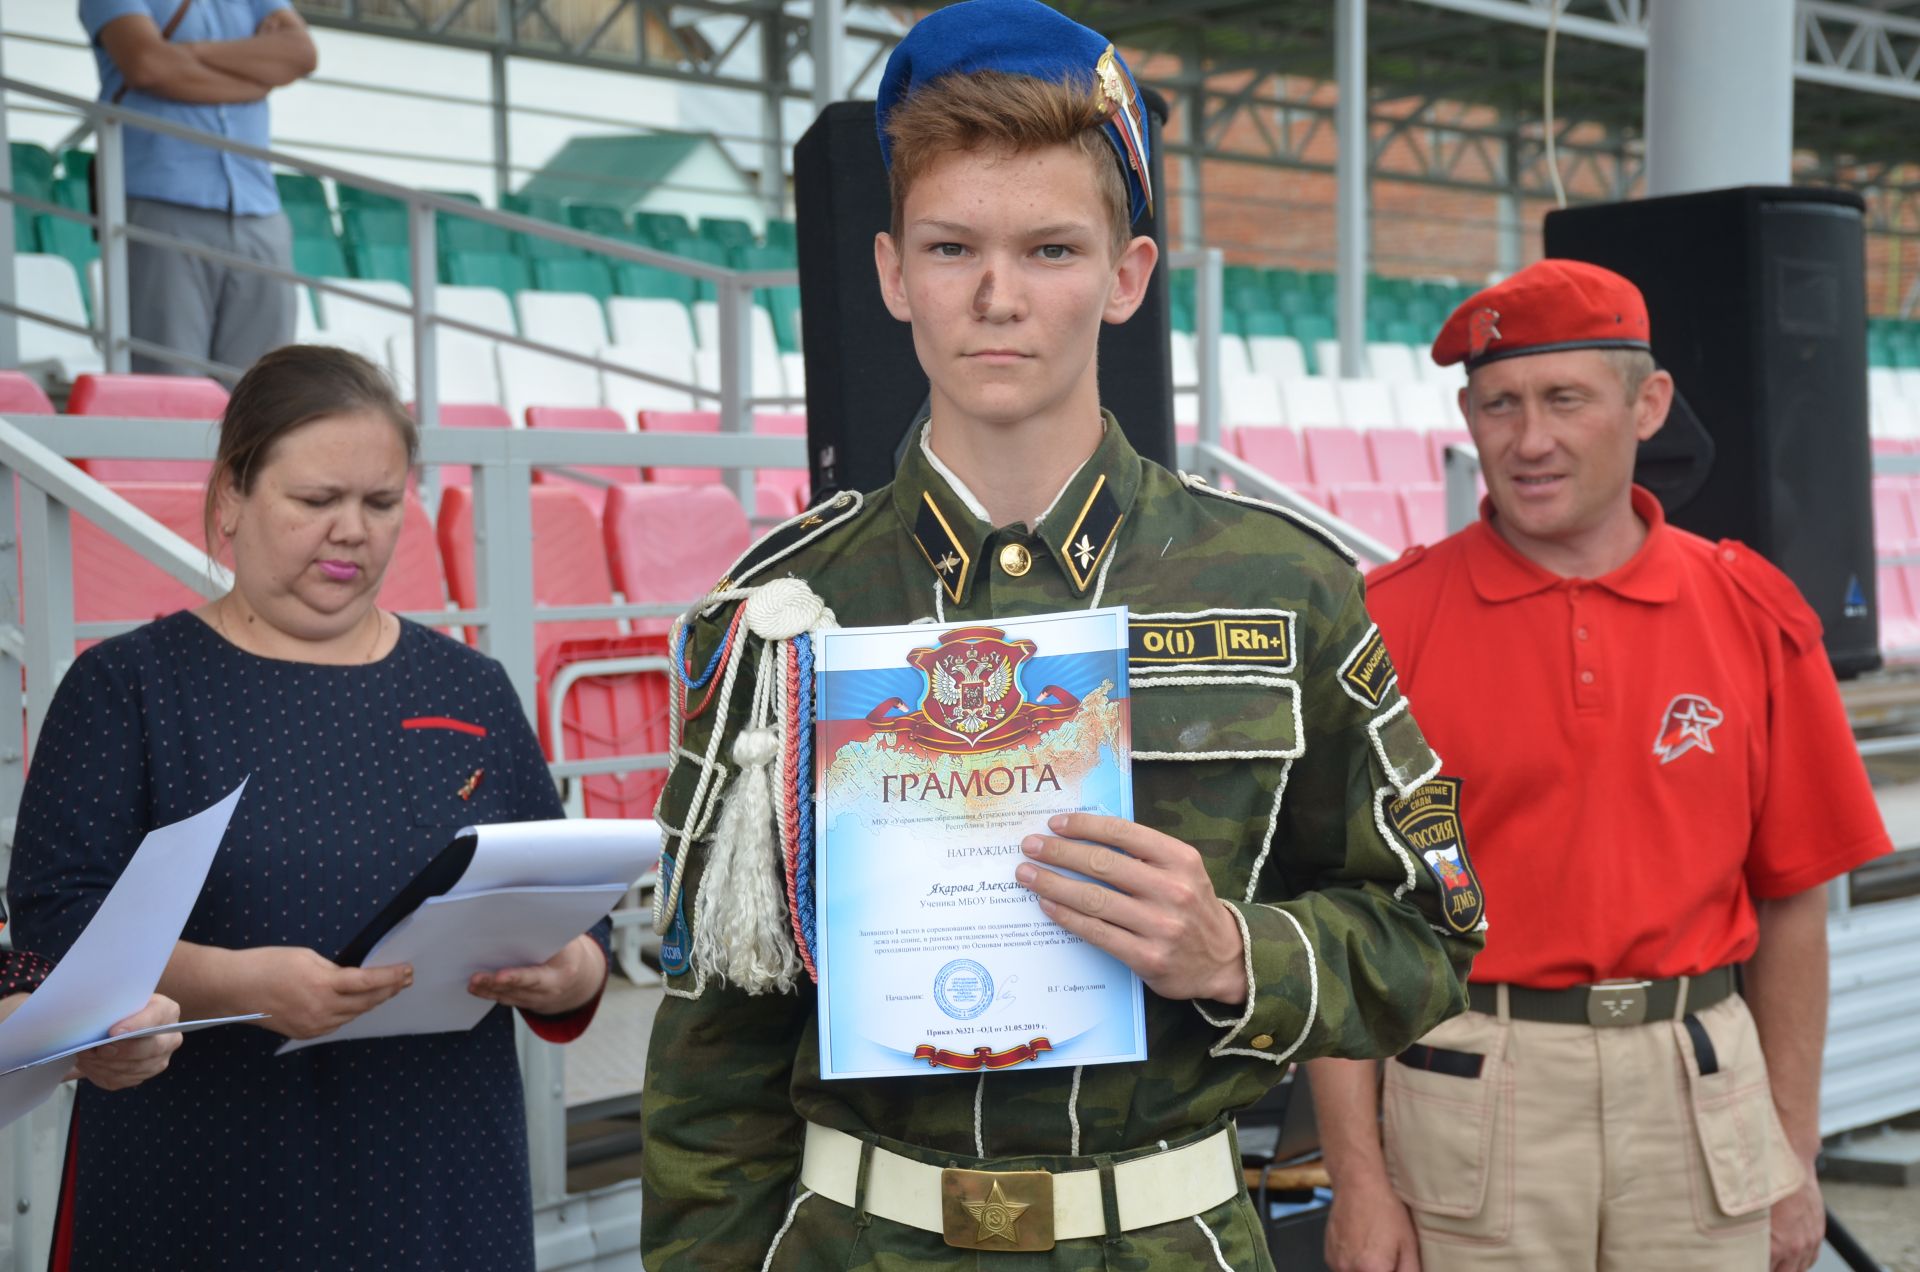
[812,606,1146,1080]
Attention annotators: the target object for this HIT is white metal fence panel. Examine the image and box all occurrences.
[1822,893,1920,1137]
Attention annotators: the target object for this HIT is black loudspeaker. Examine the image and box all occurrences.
[1545,187,1879,677]
[794,94,1174,500]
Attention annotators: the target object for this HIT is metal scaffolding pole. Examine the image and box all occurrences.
[761,13,788,218]
[1646,0,1794,195]
[1334,0,1368,378]
[490,49,512,205]
[811,0,845,116]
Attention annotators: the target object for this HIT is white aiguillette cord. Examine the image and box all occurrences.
[657,578,836,995]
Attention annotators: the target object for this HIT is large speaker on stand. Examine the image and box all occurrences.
[793,92,1174,500]
[1545,187,1879,677]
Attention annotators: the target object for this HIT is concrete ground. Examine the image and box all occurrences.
[1825,1178,1920,1272]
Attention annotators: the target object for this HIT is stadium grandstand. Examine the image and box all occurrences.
[4,0,1920,1267]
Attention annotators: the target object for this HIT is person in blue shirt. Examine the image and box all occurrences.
[79,0,317,378]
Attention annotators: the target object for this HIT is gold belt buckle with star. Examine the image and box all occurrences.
[939,1167,1055,1251]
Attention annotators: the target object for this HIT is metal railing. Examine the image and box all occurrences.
[0,74,797,516]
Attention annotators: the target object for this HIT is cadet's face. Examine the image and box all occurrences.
[875,144,1150,431]
[1460,350,1668,561]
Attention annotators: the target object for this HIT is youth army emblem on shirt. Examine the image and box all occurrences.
[1386,777,1485,934]
[866,626,1081,754]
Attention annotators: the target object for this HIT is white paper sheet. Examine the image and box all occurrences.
[278,819,657,1054]
[0,781,249,1129]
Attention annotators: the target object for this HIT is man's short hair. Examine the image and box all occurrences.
[1606,348,1658,401]
[883,70,1131,260]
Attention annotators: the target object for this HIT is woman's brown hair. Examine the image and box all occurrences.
[203,344,418,552]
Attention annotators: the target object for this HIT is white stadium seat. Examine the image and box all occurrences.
[1868,367,1902,405]
[318,279,415,378]
[1218,334,1254,383]
[1312,338,1345,378]
[12,254,102,380]
[607,297,697,357]
[1336,378,1397,430]
[390,329,502,406]
[1421,357,1468,390]
[693,344,785,402]
[1248,334,1307,382]
[1169,331,1199,425]
[1222,374,1285,427]
[692,301,784,387]
[497,344,602,425]
[294,287,325,344]
[601,343,697,415]
[436,284,517,336]
[1391,380,1456,432]
[518,291,610,351]
[1898,368,1920,403]
[1366,342,1423,384]
[1279,377,1343,429]
[780,352,806,403]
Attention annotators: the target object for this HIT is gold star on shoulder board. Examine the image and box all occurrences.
[962,1180,1030,1245]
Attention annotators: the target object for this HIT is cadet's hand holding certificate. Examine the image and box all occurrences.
[813,607,1146,1079]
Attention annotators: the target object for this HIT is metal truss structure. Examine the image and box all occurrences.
[292,0,1920,239]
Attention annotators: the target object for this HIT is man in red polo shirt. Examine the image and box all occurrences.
[1306,259,1891,1272]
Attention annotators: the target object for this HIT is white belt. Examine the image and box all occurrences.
[797,1121,1243,1247]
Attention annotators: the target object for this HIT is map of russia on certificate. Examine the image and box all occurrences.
[813,607,1148,1080]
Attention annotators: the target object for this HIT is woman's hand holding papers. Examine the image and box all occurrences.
[467,934,607,1016]
[242,948,414,1040]
[70,994,184,1090]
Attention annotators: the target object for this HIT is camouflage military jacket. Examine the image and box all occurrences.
[641,418,1480,1267]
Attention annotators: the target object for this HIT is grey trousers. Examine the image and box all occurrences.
[127,197,295,380]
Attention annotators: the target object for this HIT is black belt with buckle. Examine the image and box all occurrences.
[1466,965,1737,1027]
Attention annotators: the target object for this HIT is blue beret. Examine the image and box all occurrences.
[875,0,1153,225]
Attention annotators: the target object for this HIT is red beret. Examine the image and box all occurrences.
[1431,258,1651,369]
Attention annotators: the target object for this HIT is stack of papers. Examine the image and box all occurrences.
[281,819,660,1053]
[0,782,263,1129]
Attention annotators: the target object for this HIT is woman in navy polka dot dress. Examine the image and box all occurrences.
[10,346,612,1270]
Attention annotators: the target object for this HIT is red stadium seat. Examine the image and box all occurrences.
[72,483,217,636]
[603,483,751,636]
[0,371,55,415]
[380,492,450,616]
[1401,484,1447,547]
[544,632,673,819]
[528,405,641,515]
[637,410,722,485]
[418,401,512,489]
[1329,483,1409,556]
[67,373,227,482]
[1428,429,1475,476]
[1872,479,1916,555]
[1368,428,1437,484]
[753,413,812,514]
[1878,566,1920,654]
[1302,426,1374,486]
[1231,427,1309,487]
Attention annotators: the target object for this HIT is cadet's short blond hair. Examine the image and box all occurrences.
[884,70,1131,261]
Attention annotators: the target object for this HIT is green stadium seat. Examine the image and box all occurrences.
[444,249,533,294]
[1169,300,1194,335]
[10,143,54,201]
[501,191,567,223]
[732,243,795,272]
[1276,290,1327,321]
[1168,267,1196,307]
[1868,336,1893,368]
[1240,310,1289,338]
[611,260,698,307]
[765,285,802,353]
[1291,315,1336,374]
[293,233,349,280]
[1384,320,1428,347]
[13,210,38,253]
[532,255,613,300]
[659,236,728,301]
[633,211,695,244]
[565,202,630,239]
[337,186,406,215]
[342,206,409,246]
[1304,272,1337,297]
[438,210,514,255]
[698,217,756,253]
[275,172,329,211]
[764,219,796,251]
[430,189,482,205]
[35,211,99,273]
[283,201,336,239]
[1404,299,1444,330]
[54,176,90,212]
[57,148,93,182]
[347,240,411,284]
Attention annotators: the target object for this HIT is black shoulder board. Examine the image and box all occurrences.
[715,489,865,594]
[1179,472,1358,565]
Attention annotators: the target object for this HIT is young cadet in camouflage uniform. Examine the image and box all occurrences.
[640,2,1482,1266]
